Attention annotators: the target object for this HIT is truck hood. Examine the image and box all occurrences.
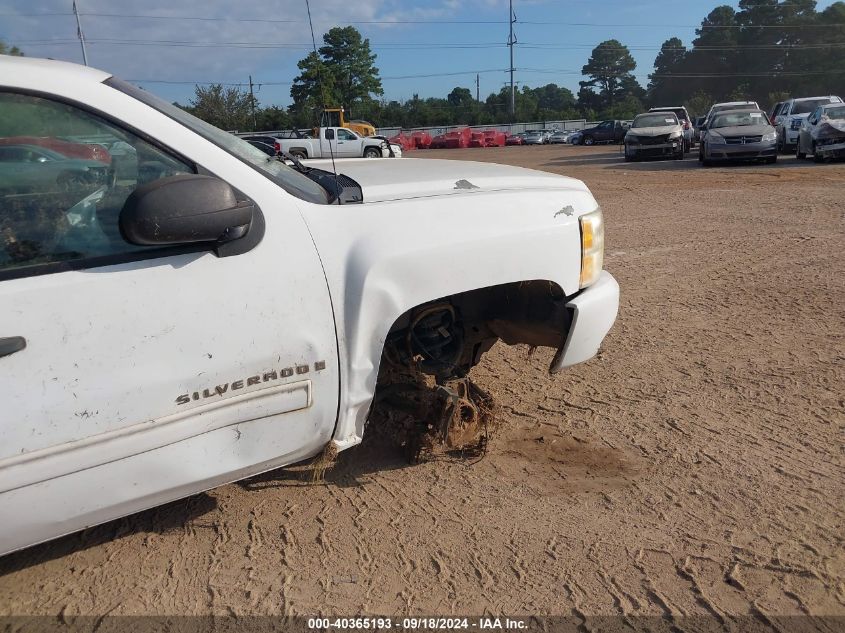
[627,125,680,137]
[710,124,773,137]
[307,157,589,203]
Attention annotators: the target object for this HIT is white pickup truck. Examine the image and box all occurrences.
[0,57,619,556]
[278,127,396,159]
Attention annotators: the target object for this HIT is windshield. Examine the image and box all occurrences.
[713,104,756,116]
[711,111,768,128]
[633,113,678,128]
[793,98,835,115]
[105,78,329,205]
[653,109,688,121]
[824,105,845,119]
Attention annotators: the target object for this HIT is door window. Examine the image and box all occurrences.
[0,92,194,276]
[337,129,357,141]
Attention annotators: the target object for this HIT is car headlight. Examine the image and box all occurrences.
[762,132,777,142]
[669,131,683,139]
[708,132,724,143]
[579,209,604,289]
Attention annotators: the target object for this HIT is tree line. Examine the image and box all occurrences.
[2,1,843,132]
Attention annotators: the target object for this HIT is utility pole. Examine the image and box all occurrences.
[72,0,89,66]
[508,0,516,120]
[248,75,257,131]
[476,73,480,102]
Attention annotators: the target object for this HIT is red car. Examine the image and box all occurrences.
[0,136,111,164]
[505,133,525,146]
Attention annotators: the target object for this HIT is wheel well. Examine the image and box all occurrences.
[381,279,572,381]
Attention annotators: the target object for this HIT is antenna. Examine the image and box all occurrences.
[304,0,340,201]
[73,0,89,66]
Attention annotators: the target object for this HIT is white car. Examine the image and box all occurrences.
[776,95,843,153]
[0,57,619,556]
[649,106,693,151]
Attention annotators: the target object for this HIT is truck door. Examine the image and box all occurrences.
[0,89,339,549]
[594,121,612,142]
[335,128,363,157]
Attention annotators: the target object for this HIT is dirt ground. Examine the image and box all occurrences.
[1,145,843,626]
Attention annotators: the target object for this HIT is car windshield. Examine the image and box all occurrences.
[633,114,678,128]
[714,104,755,115]
[105,78,330,205]
[824,105,845,119]
[653,109,688,121]
[711,111,768,128]
[793,98,835,115]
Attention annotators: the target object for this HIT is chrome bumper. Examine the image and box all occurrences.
[551,271,620,373]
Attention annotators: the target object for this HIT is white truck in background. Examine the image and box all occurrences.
[278,126,398,159]
[0,57,619,556]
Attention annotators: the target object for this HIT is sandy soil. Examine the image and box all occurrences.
[1,146,843,624]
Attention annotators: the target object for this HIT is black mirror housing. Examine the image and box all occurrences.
[120,175,255,246]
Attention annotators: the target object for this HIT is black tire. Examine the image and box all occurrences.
[289,150,307,160]
[698,145,705,163]
[702,158,714,167]
[776,132,785,154]
[812,142,824,163]
[363,147,381,158]
[583,136,594,146]
[796,138,806,160]
[765,156,777,165]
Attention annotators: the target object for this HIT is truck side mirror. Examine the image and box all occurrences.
[120,175,255,247]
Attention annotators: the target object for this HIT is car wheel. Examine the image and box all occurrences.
[776,132,784,154]
[583,136,594,146]
[796,140,806,160]
[812,142,824,163]
[698,145,704,162]
[702,158,714,167]
[289,150,307,160]
[765,156,777,164]
[364,147,381,158]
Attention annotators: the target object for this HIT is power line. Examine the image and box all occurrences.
[18,38,845,53]
[3,11,844,28]
[126,68,509,86]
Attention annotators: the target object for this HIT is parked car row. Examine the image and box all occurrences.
[621,94,844,166]
[770,95,844,153]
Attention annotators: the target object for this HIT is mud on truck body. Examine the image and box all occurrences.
[0,57,619,555]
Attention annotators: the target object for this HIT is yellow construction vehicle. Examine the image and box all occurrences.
[319,107,376,137]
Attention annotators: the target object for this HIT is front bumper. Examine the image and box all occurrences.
[627,140,682,158]
[707,141,777,161]
[550,271,619,373]
[818,140,845,157]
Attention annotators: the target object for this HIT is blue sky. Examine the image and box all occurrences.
[1,0,839,107]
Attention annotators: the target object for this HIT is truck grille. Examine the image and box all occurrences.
[639,134,670,145]
[724,135,763,144]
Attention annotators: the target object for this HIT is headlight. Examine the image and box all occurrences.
[579,209,604,289]
[708,132,724,143]
[669,131,683,139]
[762,132,777,142]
